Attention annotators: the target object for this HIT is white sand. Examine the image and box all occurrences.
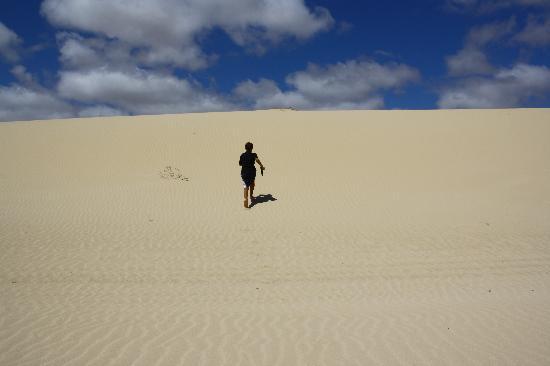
[1,109,550,365]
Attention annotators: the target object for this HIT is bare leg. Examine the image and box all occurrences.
[250,181,255,201]
[243,187,249,208]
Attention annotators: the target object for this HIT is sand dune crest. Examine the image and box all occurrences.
[1,109,550,365]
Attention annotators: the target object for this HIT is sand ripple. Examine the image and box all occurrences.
[1,110,550,365]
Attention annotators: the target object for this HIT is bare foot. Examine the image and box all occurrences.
[243,199,249,209]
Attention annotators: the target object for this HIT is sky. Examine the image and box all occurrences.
[1,0,550,121]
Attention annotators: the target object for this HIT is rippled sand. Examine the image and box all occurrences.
[1,109,550,365]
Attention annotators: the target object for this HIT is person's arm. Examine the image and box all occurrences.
[255,158,265,169]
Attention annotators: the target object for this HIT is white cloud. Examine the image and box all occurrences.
[57,33,139,71]
[78,105,126,118]
[0,22,21,62]
[58,68,234,115]
[58,34,104,70]
[446,47,494,76]
[467,19,516,46]
[446,0,550,13]
[42,0,333,69]
[0,84,74,122]
[443,15,550,108]
[438,63,550,108]
[11,65,35,86]
[446,19,515,76]
[234,59,419,110]
[234,78,280,100]
[514,15,550,46]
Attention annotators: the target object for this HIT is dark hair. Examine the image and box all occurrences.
[245,142,253,151]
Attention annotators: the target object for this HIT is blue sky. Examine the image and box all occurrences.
[1,0,549,121]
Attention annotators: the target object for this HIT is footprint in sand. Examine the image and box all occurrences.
[160,166,189,181]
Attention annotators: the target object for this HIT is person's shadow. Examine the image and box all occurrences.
[250,194,277,208]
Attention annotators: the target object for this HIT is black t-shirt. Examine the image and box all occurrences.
[239,151,257,172]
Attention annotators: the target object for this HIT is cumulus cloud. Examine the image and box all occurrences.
[42,0,333,69]
[438,63,550,108]
[442,13,550,109]
[0,84,74,122]
[0,64,77,122]
[11,65,35,86]
[58,34,106,70]
[234,59,420,110]
[467,19,516,46]
[446,0,550,13]
[58,68,234,115]
[0,22,21,62]
[57,33,140,71]
[514,15,550,46]
[446,47,494,76]
[78,105,126,118]
[446,19,515,76]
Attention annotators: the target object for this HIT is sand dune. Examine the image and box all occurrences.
[1,109,550,365]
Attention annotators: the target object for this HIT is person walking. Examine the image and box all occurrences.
[239,142,265,208]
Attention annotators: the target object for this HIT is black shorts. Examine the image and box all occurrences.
[241,169,256,187]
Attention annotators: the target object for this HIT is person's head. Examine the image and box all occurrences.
[245,142,253,152]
